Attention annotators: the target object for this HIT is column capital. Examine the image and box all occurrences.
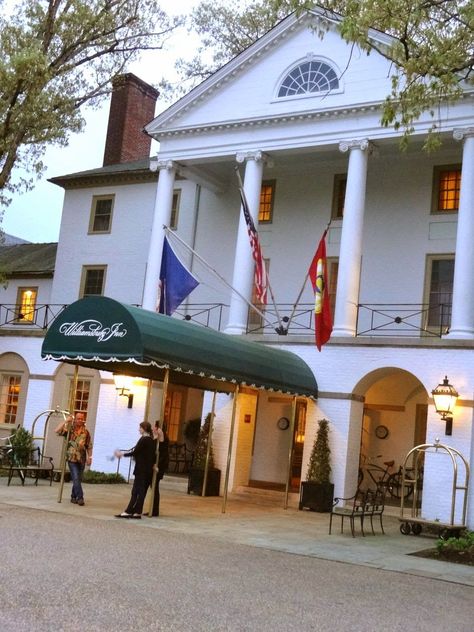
[453,128,474,142]
[339,139,373,154]
[149,158,178,173]
[235,150,270,165]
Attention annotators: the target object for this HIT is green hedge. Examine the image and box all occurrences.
[82,470,126,484]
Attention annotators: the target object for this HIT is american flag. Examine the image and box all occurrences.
[239,187,268,304]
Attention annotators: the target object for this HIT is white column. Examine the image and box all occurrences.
[225,151,266,335]
[332,139,371,337]
[446,128,474,339]
[142,160,177,311]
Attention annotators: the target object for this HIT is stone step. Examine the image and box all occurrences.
[162,474,189,493]
[233,485,300,508]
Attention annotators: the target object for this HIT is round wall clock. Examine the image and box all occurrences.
[375,425,389,439]
[277,417,290,430]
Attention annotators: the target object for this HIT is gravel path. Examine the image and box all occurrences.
[1,504,472,632]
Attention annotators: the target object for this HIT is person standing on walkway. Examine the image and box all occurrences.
[55,412,92,506]
[114,421,155,519]
[151,420,169,517]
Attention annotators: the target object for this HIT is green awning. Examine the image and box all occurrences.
[41,297,317,398]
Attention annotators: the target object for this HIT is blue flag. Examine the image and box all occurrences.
[158,237,199,315]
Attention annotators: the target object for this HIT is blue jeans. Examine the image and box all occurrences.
[68,461,85,500]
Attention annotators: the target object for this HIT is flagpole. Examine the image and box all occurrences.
[234,167,285,332]
[285,222,332,332]
[164,227,274,328]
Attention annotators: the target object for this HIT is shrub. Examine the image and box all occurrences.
[436,530,474,553]
[10,427,34,465]
[306,419,331,484]
[192,413,215,470]
[82,470,126,484]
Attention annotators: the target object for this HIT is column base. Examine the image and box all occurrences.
[224,324,247,336]
[331,327,356,338]
[444,328,474,340]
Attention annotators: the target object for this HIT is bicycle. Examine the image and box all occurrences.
[359,455,415,501]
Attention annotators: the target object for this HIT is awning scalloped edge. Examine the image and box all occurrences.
[42,353,315,399]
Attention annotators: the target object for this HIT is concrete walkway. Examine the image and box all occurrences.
[1,476,473,587]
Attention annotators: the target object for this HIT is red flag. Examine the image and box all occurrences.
[308,230,333,350]
[238,187,268,304]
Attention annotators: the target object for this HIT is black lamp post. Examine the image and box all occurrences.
[431,376,458,436]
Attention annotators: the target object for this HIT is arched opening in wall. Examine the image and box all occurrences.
[43,363,101,467]
[0,353,30,439]
[353,368,428,505]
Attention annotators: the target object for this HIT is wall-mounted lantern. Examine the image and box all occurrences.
[432,375,458,436]
[113,374,134,408]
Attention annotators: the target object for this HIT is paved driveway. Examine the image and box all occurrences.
[1,503,473,632]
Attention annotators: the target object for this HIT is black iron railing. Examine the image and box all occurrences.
[356,303,452,337]
[174,303,228,331]
[246,304,315,335]
[0,304,68,330]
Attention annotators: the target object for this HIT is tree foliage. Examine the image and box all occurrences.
[306,418,331,484]
[0,0,178,203]
[175,0,473,149]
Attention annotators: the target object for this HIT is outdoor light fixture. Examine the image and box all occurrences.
[113,374,134,408]
[432,376,458,436]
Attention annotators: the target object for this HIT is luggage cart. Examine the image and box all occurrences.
[398,439,469,539]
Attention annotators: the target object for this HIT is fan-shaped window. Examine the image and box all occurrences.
[278,61,339,98]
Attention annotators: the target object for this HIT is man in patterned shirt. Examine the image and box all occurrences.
[55,412,92,506]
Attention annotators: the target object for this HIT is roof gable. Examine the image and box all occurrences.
[146,9,394,137]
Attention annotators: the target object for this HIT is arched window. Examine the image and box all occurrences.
[278,60,339,98]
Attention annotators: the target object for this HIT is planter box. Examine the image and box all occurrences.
[187,468,221,496]
[299,481,334,513]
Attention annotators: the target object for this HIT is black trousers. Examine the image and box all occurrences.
[152,472,164,517]
[125,474,151,515]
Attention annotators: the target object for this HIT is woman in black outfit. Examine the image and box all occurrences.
[114,421,155,519]
[151,420,169,517]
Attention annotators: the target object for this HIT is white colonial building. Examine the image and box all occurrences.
[1,9,473,526]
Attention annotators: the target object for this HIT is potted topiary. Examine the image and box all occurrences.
[299,418,334,512]
[10,426,34,466]
[187,413,221,496]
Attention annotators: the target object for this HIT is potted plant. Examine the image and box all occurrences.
[10,426,34,466]
[187,413,221,496]
[299,418,334,512]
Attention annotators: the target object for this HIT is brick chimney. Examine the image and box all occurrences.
[103,73,159,166]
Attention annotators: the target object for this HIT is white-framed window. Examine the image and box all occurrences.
[278,60,339,98]
[68,378,91,419]
[424,255,454,331]
[326,258,339,319]
[0,374,21,425]
[331,174,346,219]
[89,195,114,234]
[169,190,181,230]
[80,265,107,298]
[15,287,38,323]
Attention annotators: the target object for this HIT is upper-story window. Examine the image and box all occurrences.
[80,265,107,298]
[170,190,181,230]
[89,195,114,233]
[259,181,276,223]
[331,174,347,219]
[432,165,461,213]
[278,60,339,98]
[15,287,38,324]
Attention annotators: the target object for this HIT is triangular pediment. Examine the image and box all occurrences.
[146,9,394,137]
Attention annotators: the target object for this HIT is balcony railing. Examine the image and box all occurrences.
[0,304,68,330]
[0,301,453,340]
[356,303,452,337]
